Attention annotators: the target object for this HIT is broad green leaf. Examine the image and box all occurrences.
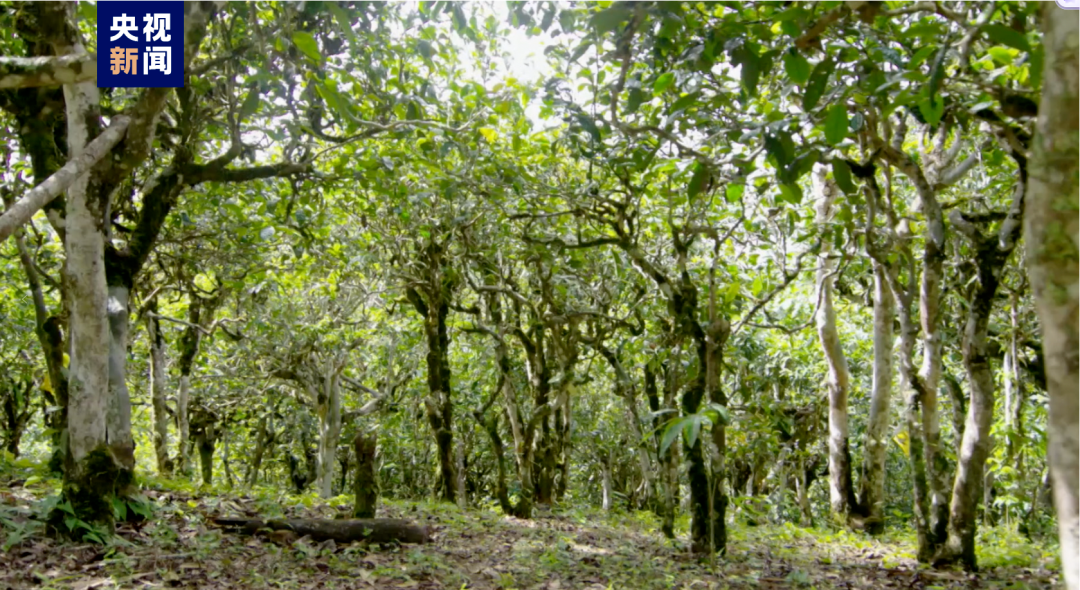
[239,87,261,122]
[918,96,944,127]
[653,72,676,94]
[625,87,648,114]
[802,58,835,112]
[987,46,1016,65]
[668,91,702,114]
[783,50,811,85]
[832,159,856,195]
[291,31,321,61]
[725,184,745,203]
[684,415,703,449]
[479,128,498,142]
[659,416,690,456]
[824,104,848,145]
[575,113,602,143]
[982,24,1030,52]
[591,4,632,35]
[688,163,710,199]
[417,39,434,59]
[779,183,803,205]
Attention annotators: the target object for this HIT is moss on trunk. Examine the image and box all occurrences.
[353,433,378,518]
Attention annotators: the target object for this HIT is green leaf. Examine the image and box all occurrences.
[918,95,944,127]
[625,87,648,114]
[417,39,434,59]
[653,72,676,94]
[725,184,745,203]
[824,104,849,145]
[703,403,731,426]
[668,91,701,114]
[479,127,497,143]
[291,31,322,61]
[239,87,261,122]
[684,415,703,450]
[783,50,811,85]
[778,183,803,205]
[987,46,1016,65]
[832,159,856,195]
[736,46,761,96]
[569,40,592,63]
[982,24,1030,52]
[688,163,710,200]
[591,4,632,35]
[327,3,357,45]
[575,113,602,143]
[802,58,835,112]
[659,416,690,456]
[1030,45,1044,90]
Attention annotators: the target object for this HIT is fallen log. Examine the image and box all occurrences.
[212,517,431,544]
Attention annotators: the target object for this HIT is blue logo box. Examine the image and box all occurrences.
[97,1,184,88]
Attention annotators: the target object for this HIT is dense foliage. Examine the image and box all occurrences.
[0,2,1076,588]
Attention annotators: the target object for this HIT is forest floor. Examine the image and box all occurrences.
[0,465,1062,589]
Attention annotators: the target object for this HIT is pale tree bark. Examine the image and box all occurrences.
[878,134,961,552]
[1026,7,1078,588]
[941,164,1025,568]
[57,13,126,523]
[861,160,934,560]
[105,286,134,469]
[600,450,613,511]
[146,307,171,475]
[314,365,343,499]
[0,54,96,89]
[0,116,128,244]
[859,263,894,534]
[813,168,856,519]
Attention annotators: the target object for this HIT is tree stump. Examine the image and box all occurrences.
[353,432,378,518]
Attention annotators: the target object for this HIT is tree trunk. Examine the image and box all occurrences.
[455,434,468,509]
[897,303,936,562]
[146,308,171,475]
[197,431,215,485]
[177,373,191,475]
[215,517,430,545]
[106,285,135,471]
[60,37,131,528]
[353,432,378,518]
[919,236,951,547]
[646,363,676,538]
[859,263,894,534]
[408,242,457,504]
[1026,8,1078,587]
[315,376,342,499]
[601,451,613,511]
[813,169,857,520]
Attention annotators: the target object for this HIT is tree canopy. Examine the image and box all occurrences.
[0,2,1076,589]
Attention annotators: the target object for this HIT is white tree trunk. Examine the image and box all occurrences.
[106,286,134,468]
[63,62,109,469]
[813,168,854,518]
[1027,7,1079,588]
[147,314,170,475]
[315,374,342,499]
[860,263,894,530]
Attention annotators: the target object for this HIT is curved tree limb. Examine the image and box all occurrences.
[0,115,130,243]
[0,54,95,89]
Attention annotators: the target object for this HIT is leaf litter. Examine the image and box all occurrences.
[0,479,1060,589]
